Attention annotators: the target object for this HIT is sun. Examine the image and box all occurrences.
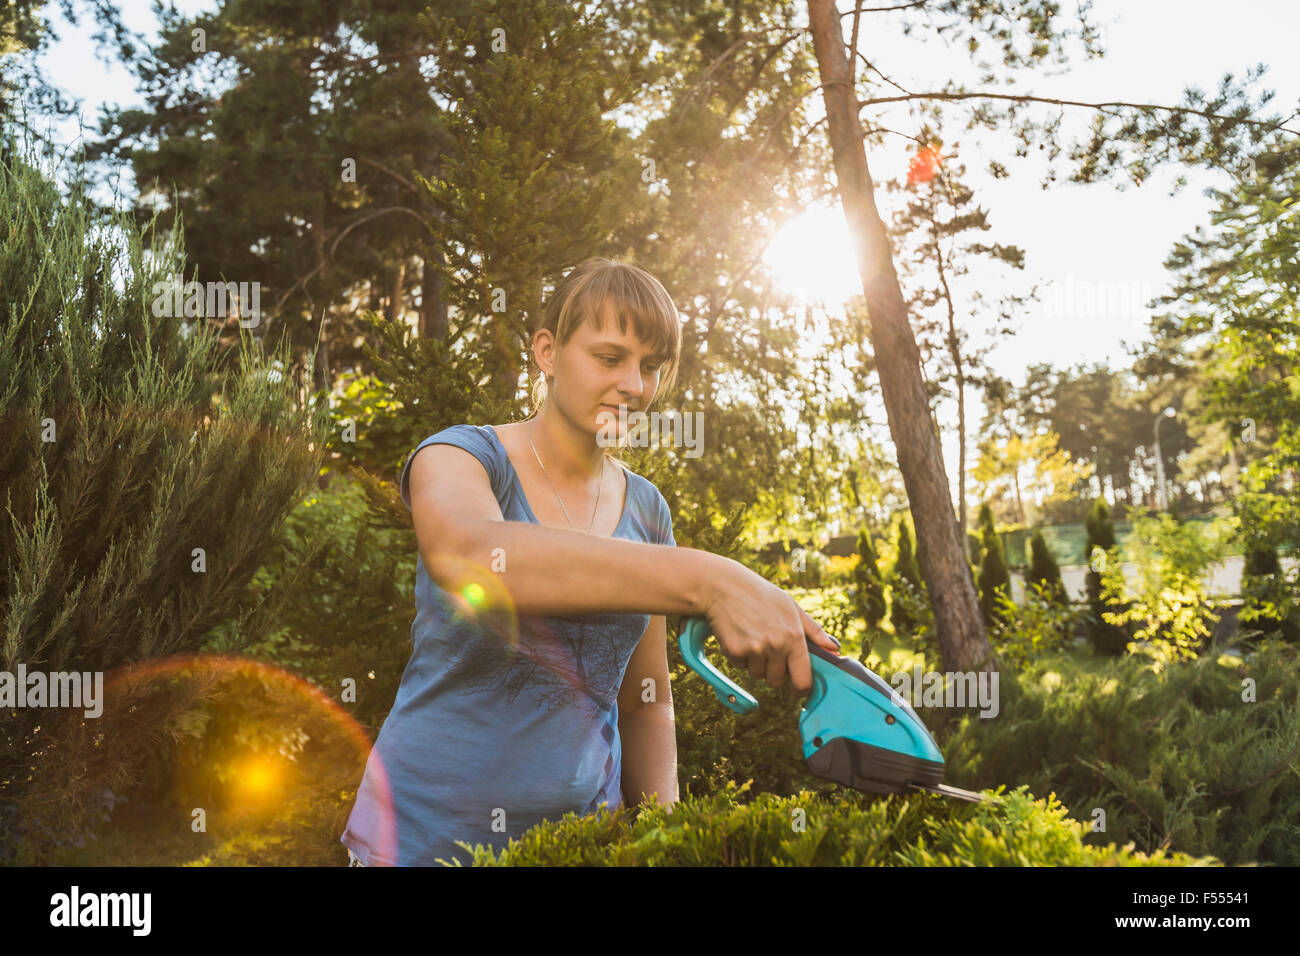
[763,204,862,306]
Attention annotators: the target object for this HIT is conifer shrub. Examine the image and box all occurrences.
[1027,530,1068,608]
[938,640,1300,865]
[888,517,932,653]
[1084,498,1130,655]
[976,504,1011,627]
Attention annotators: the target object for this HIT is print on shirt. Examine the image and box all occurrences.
[441,606,648,716]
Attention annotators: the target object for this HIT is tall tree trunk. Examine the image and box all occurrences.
[807,0,992,673]
[312,306,331,394]
[309,217,331,395]
[420,254,449,340]
[385,259,407,326]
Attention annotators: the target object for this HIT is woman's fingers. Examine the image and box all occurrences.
[799,603,840,652]
[765,653,788,690]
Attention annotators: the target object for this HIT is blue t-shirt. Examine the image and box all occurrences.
[341,424,676,866]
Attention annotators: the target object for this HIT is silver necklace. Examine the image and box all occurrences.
[528,420,603,532]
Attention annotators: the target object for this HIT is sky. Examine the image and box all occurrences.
[25,0,1300,524]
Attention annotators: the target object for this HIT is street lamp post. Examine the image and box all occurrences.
[1154,406,1176,510]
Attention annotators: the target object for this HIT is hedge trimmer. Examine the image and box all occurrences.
[678,616,987,804]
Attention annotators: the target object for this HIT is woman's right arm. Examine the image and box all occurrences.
[407,443,839,693]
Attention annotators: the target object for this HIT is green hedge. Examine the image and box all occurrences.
[453,782,1211,866]
[938,640,1300,865]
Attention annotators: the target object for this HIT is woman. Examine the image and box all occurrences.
[340,257,838,866]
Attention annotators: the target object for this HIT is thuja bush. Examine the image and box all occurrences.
[456,781,1211,866]
[937,640,1300,865]
[0,148,330,862]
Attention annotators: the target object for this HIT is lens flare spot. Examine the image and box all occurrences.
[236,754,281,798]
[435,556,519,644]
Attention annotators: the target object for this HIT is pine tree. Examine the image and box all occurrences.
[0,147,331,862]
[851,529,886,630]
[416,1,652,407]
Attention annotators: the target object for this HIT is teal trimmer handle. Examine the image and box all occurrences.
[678,615,759,714]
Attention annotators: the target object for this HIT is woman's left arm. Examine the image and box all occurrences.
[618,614,679,812]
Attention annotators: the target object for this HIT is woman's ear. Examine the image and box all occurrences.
[533,328,555,379]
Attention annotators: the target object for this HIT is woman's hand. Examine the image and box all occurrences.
[699,557,841,695]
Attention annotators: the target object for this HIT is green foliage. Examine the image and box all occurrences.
[1100,511,1231,667]
[783,546,827,587]
[789,585,858,652]
[894,586,940,668]
[339,307,518,520]
[1145,137,1300,625]
[459,781,1204,866]
[203,473,418,736]
[1085,497,1118,553]
[325,371,411,481]
[988,584,1078,669]
[1239,538,1300,645]
[819,553,861,589]
[976,504,1011,627]
[417,0,667,403]
[850,529,886,629]
[940,641,1300,865]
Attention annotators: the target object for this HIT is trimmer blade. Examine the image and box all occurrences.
[906,782,987,803]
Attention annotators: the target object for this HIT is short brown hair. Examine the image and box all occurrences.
[529,257,681,414]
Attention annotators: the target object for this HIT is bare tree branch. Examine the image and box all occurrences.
[859,90,1299,135]
[842,1,930,12]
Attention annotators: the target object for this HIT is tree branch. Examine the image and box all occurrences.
[270,206,436,317]
[859,90,1298,134]
[842,1,930,12]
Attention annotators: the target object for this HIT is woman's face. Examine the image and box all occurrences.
[543,301,666,433]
